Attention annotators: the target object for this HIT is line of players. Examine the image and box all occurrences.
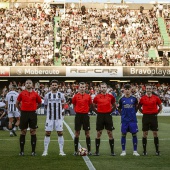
[4,80,162,156]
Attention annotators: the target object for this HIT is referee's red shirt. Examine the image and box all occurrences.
[17,90,42,111]
[72,93,92,114]
[139,94,162,114]
[93,93,115,113]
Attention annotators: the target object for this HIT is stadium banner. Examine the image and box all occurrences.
[0,67,10,77]
[123,67,170,77]
[10,67,66,77]
[66,66,123,77]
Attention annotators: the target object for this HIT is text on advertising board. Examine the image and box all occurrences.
[10,67,66,77]
[123,67,170,77]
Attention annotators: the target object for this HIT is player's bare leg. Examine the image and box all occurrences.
[9,117,15,137]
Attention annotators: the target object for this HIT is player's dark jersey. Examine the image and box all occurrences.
[119,95,138,123]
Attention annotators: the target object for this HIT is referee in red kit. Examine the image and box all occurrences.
[16,79,42,156]
[72,82,92,156]
[93,82,116,156]
[139,84,162,156]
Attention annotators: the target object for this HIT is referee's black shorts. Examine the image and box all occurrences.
[19,111,37,130]
[142,114,158,131]
[96,113,115,131]
[75,113,90,131]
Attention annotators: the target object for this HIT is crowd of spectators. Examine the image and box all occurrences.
[162,4,170,20]
[165,7,170,37]
[0,4,170,66]
[166,20,170,36]
[0,5,55,66]
[162,5,170,46]
[1,81,170,107]
[60,6,166,66]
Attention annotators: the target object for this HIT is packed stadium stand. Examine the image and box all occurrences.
[0,2,170,101]
[0,2,170,66]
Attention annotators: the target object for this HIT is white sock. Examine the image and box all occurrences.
[12,126,17,131]
[58,136,64,153]
[44,136,50,152]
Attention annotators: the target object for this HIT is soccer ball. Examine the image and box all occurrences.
[78,147,88,156]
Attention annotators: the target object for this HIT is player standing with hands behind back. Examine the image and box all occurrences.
[16,79,42,156]
[42,80,66,156]
[72,82,92,156]
[93,82,116,156]
[118,84,140,156]
[139,84,162,156]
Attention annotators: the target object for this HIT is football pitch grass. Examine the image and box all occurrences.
[0,115,170,170]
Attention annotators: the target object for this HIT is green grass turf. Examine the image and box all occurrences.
[0,116,170,170]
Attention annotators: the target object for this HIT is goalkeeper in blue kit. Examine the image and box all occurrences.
[118,84,140,156]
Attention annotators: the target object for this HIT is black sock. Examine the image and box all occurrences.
[20,135,25,152]
[74,137,79,152]
[154,137,159,152]
[86,137,91,152]
[95,138,100,153]
[109,139,114,153]
[142,137,147,152]
[31,135,37,153]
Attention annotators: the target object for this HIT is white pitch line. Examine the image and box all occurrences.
[1,138,170,141]
[63,120,96,170]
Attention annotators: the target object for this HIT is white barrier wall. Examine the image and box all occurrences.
[137,106,170,116]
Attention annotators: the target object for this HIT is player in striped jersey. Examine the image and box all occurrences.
[5,85,20,137]
[42,80,66,156]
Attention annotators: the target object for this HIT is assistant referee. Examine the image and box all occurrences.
[139,84,162,156]
[16,79,42,156]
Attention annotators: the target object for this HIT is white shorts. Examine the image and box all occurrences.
[45,119,63,131]
[8,111,20,118]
